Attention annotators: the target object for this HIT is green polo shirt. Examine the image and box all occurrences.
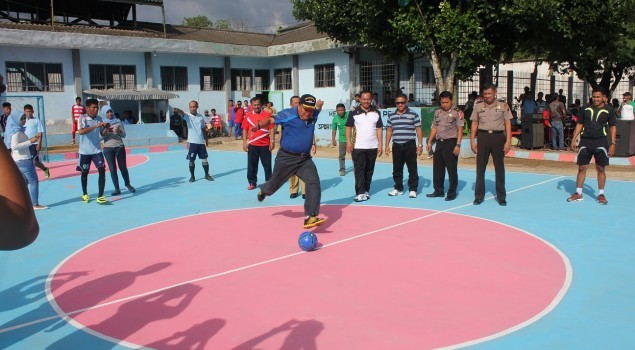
[332,112,349,142]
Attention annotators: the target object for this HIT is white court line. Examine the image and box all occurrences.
[1,175,568,349]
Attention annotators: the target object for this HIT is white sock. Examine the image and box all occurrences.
[599,189,604,195]
[576,188,582,195]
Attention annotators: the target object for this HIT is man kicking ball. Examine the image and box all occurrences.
[253,94,325,229]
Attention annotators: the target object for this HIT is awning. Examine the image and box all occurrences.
[83,88,179,100]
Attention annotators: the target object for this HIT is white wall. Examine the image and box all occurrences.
[0,47,75,124]
[298,49,350,109]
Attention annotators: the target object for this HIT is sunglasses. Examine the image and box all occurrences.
[395,101,407,105]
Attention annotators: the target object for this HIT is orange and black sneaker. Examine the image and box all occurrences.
[303,216,326,229]
[596,194,608,205]
[567,193,583,202]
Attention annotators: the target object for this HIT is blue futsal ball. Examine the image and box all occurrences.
[298,231,318,251]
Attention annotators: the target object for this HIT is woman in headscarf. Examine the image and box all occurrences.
[11,114,48,210]
[100,105,135,196]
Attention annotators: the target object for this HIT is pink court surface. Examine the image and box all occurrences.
[48,205,568,349]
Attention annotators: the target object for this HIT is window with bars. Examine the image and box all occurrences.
[422,66,435,85]
[160,66,188,91]
[254,69,270,91]
[6,62,64,92]
[360,61,373,92]
[231,69,252,91]
[200,67,224,91]
[314,64,335,88]
[274,68,292,90]
[89,64,136,90]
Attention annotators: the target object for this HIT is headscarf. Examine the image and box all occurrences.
[100,105,121,126]
[3,110,22,149]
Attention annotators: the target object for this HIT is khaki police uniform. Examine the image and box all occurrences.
[471,99,513,202]
[430,107,464,198]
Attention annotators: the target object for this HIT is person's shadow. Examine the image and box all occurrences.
[556,178,595,196]
[46,283,202,350]
[147,318,226,350]
[232,319,324,350]
[0,263,171,349]
[0,273,84,313]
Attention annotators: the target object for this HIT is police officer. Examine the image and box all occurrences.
[470,83,513,206]
[426,91,464,201]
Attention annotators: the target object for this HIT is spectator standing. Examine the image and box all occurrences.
[558,89,567,107]
[210,109,222,136]
[11,114,47,210]
[242,97,274,190]
[227,99,235,138]
[100,105,135,196]
[567,88,617,204]
[385,94,423,198]
[23,104,50,179]
[470,83,513,206]
[346,90,384,202]
[1,102,13,146]
[77,99,109,204]
[535,92,547,113]
[331,103,349,176]
[71,97,85,145]
[618,92,635,120]
[171,108,184,140]
[549,95,567,150]
[426,91,464,201]
[175,101,214,182]
[234,101,245,140]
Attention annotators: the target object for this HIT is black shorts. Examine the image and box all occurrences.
[186,143,208,160]
[28,144,40,161]
[77,153,105,172]
[577,138,609,166]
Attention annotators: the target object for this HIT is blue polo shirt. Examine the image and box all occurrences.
[24,117,44,138]
[275,107,321,154]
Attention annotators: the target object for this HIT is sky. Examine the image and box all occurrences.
[137,0,301,33]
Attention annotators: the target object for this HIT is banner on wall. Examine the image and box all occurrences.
[312,107,436,145]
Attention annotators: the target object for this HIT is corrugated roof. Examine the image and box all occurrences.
[0,20,331,48]
[271,22,330,46]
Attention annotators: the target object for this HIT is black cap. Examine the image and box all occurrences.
[623,92,632,96]
[300,94,317,109]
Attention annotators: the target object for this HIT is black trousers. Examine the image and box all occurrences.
[247,144,272,186]
[433,138,458,196]
[475,132,506,200]
[261,150,321,216]
[391,140,419,192]
[103,145,131,190]
[352,148,378,195]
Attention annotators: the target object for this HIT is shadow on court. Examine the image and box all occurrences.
[45,177,186,207]
[147,318,226,350]
[556,179,596,197]
[232,319,324,350]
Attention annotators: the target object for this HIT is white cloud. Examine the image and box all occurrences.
[137,0,298,33]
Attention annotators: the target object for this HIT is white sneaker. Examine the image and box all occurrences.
[365,191,370,199]
[354,194,366,202]
[409,191,417,198]
[388,189,404,196]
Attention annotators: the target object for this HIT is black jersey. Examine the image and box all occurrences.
[580,104,617,139]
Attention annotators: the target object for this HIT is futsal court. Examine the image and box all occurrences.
[1,148,633,349]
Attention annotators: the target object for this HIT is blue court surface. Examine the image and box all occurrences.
[1,149,633,349]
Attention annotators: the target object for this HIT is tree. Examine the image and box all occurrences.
[215,19,231,30]
[292,0,517,96]
[182,15,213,28]
[508,0,635,96]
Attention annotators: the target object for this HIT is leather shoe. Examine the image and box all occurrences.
[445,195,457,201]
[426,192,444,198]
[290,193,299,199]
[473,198,484,205]
[497,198,507,206]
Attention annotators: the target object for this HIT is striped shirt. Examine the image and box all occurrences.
[72,104,85,122]
[386,108,421,144]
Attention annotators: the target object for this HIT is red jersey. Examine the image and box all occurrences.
[234,107,245,123]
[72,104,86,122]
[242,110,273,147]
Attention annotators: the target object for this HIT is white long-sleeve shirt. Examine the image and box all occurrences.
[11,131,35,161]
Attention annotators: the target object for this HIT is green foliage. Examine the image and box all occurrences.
[508,0,635,93]
[182,15,213,28]
[214,19,232,30]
